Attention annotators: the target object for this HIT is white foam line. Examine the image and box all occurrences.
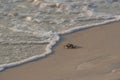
[0,33,60,71]
[58,15,120,35]
[0,15,120,71]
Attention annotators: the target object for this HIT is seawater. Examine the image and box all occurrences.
[0,0,120,71]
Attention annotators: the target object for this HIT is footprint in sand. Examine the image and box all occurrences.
[76,62,95,71]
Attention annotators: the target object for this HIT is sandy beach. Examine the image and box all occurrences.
[0,22,120,80]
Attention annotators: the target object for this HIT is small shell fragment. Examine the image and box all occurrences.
[34,1,41,6]
[56,3,61,8]
[25,16,33,21]
[44,3,61,8]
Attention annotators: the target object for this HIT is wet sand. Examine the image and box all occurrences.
[0,22,120,80]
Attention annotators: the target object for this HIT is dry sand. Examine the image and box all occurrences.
[0,22,120,80]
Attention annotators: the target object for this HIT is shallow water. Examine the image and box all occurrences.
[0,0,120,71]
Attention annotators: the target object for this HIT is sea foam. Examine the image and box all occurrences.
[0,0,120,71]
[0,15,120,71]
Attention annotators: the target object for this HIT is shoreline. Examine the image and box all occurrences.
[0,16,120,72]
[0,22,120,80]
